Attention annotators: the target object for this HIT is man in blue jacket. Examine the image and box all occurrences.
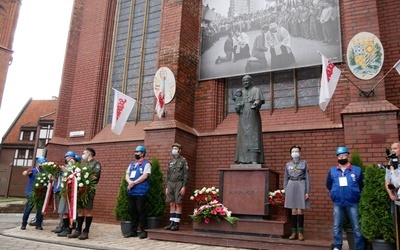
[326,146,364,250]
[125,145,151,239]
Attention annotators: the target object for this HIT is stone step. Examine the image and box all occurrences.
[0,202,26,213]
[148,225,332,250]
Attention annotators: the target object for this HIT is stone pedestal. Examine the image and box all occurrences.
[192,217,291,237]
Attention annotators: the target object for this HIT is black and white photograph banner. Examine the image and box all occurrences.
[200,0,342,81]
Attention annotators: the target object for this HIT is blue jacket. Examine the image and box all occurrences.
[127,160,150,196]
[326,164,364,207]
[25,167,40,197]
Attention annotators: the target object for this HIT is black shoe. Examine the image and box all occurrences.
[123,231,138,238]
[20,224,27,230]
[35,225,43,230]
[170,224,179,231]
[52,227,64,233]
[57,228,70,237]
[164,221,175,230]
[139,231,147,239]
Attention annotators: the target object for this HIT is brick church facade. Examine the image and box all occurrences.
[43,0,400,239]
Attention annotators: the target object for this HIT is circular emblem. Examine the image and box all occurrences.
[346,32,384,80]
[153,67,176,104]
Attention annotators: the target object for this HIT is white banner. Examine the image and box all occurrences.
[111,89,136,135]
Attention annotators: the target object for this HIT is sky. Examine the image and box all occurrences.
[0,0,74,139]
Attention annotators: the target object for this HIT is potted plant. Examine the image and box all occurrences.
[146,157,166,229]
[114,172,132,236]
[359,164,396,250]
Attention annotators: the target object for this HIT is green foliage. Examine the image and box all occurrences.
[359,164,395,243]
[146,157,166,217]
[114,172,131,221]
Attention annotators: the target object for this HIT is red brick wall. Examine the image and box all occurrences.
[378,0,400,108]
[46,0,400,240]
[0,0,21,108]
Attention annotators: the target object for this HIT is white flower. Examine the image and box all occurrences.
[85,180,89,185]
[35,183,39,187]
[61,183,64,188]
[44,183,47,187]
[84,173,89,179]
[83,167,87,171]
[76,172,81,177]
[190,196,194,200]
[201,187,207,192]
[40,180,44,183]
[79,182,84,187]
[77,177,81,181]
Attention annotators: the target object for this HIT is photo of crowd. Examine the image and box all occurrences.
[199,0,342,81]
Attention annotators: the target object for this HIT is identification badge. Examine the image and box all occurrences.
[339,176,348,186]
[130,171,136,178]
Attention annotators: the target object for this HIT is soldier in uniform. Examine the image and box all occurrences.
[164,143,189,231]
[68,147,101,240]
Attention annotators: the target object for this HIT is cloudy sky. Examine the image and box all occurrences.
[0,0,74,139]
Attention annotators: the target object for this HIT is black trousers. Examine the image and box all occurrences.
[128,195,147,232]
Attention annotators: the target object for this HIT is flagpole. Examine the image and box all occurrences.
[369,61,399,92]
[112,88,158,114]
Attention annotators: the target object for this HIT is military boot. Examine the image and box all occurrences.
[164,221,175,230]
[170,222,179,231]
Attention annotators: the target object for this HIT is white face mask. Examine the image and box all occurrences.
[82,154,88,161]
[291,152,300,159]
[172,149,179,155]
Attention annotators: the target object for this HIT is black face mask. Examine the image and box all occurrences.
[338,159,348,165]
[135,155,141,160]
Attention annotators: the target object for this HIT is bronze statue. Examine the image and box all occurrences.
[234,75,265,164]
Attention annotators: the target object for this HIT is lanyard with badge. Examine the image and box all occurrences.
[339,168,348,186]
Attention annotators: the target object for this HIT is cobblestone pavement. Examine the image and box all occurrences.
[0,215,243,250]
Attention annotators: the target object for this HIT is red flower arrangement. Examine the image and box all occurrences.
[189,187,237,225]
[268,189,286,206]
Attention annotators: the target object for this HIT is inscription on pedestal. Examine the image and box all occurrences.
[230,163,262,169]
[218,169,269,216]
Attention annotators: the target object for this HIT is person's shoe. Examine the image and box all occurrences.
[288,233,297,240]
[20,224,27,230]
[298,232,304,241]
[53,227,64,233]
[123,231,138,238]
[35,225,43,230]
[164,221,174,230]
[67,230,81,238]
[78,232,89,240]
[57,228,70,237]
[51,226,62,233]
[170,223,179,231]
[139,231,147,239]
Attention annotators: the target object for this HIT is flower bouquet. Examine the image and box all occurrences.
[189,187,238,225]
[60,162,96,208]
[268,189,285,206]
[41,162,61,179]
[31,172,50,209]
[190,186,219,206]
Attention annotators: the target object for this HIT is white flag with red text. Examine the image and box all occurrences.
[319,54,341,111]
[155,92,165,119]
[112,89,136,135]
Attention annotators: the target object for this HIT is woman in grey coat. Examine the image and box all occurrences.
[284,145,310,241]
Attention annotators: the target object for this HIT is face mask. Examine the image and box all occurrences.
[135,154,141,160]
[338,159,348,165]
[291,152,300,159]
[82,154,88,161]
[68,161,73,167]
[172,149,179,155]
